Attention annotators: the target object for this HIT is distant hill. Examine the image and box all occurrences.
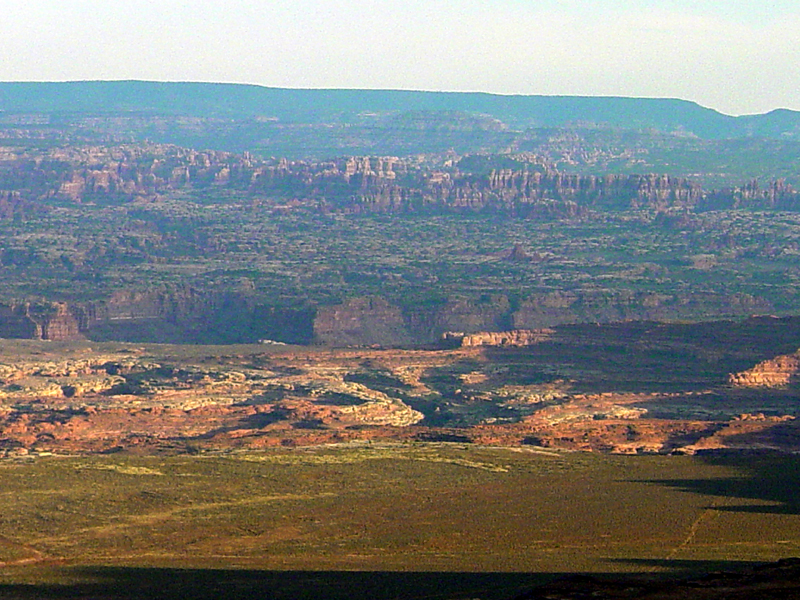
[1,80,799,140]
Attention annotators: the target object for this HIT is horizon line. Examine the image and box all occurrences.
[2,79,798,118]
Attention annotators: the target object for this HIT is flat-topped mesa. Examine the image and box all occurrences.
[729,350,800,387]
[443,329,555,347]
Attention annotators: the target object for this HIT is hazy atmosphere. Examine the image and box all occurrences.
[3,0,799,115]
[5,2,800,598]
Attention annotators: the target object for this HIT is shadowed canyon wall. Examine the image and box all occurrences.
[0,288,773,347]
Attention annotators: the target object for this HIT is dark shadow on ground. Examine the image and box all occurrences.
[609,558,762,572]
[0,561,779,600]
[514,558,800,600]
[483,316,800,393]
[0,569,551,600]
[644,451,800,515]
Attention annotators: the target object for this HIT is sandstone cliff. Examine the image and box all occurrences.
[310,292,775,348]
[3,143,797,216]
[729,350,800,387]
[313,297,413,347]
[512,290,772,329]
[313,295,514,347]
[0,288,315,345]
[699,178,800,211]
[443,329,555,347]
[0,288,777,347]
[0,302,82,341]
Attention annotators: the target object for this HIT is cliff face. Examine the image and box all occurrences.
[0,289,315,345]
[512,290,771,329]
[0,302,82,341]
[312,295,514,346]
[699,179,800,211]
[299,167,704,216]
[729,351,800,387]
[428,296,512,335]
[313,297,412,347]
[444,329,555,347]
[311,291,772,348]
[42,304,83,340]
[84,288,314,345]
[0,304,40,339]
[3,143,797,217]
[0,288,777,347]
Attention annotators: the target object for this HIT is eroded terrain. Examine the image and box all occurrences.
[2,315,800,457]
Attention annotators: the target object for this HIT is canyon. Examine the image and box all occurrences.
[1,83,800,456]
[2,316,800,457]
[2,144,797,215]
[2,82,800,596]
[2,141,798,350]
[0,288,776,348]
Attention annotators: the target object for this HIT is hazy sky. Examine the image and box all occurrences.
[3,0,798,115]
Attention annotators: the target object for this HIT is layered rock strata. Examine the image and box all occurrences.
[729,351,800,387]
[443,329,555,347]
[0,302,82,341]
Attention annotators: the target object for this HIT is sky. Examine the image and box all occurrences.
[2,0,798,116]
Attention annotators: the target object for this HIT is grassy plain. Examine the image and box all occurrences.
[0,444,798,598]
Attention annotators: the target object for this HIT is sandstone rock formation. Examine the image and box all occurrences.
[1,316,800,456]
[443,329,555,347]
[0,287,773,347]
[2,142,797,217]
[729,351,800,387]
[0,302,82,341]
[0,287,317,345]
[313,297,412,347]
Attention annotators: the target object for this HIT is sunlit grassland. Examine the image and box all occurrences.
[0,445,798,589]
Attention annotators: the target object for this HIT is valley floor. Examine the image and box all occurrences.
[0,447,799,598]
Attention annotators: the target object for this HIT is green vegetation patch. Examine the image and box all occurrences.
[0,447,798,587]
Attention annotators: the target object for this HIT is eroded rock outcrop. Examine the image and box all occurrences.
[310,291,776,348]
[2,316,800,455]
[4,142,797,216]
[729,351,800,387]
[0,302,82,341]
[313,297,412,347]
[512,291,772,329]
[444,329,555,347]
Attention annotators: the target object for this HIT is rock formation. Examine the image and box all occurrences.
[313,297,413,347]
[443,329,555,347]
[729,351,800,387]
[0,302,82,341]
[0,316,800,455]
[2,143,796,216]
